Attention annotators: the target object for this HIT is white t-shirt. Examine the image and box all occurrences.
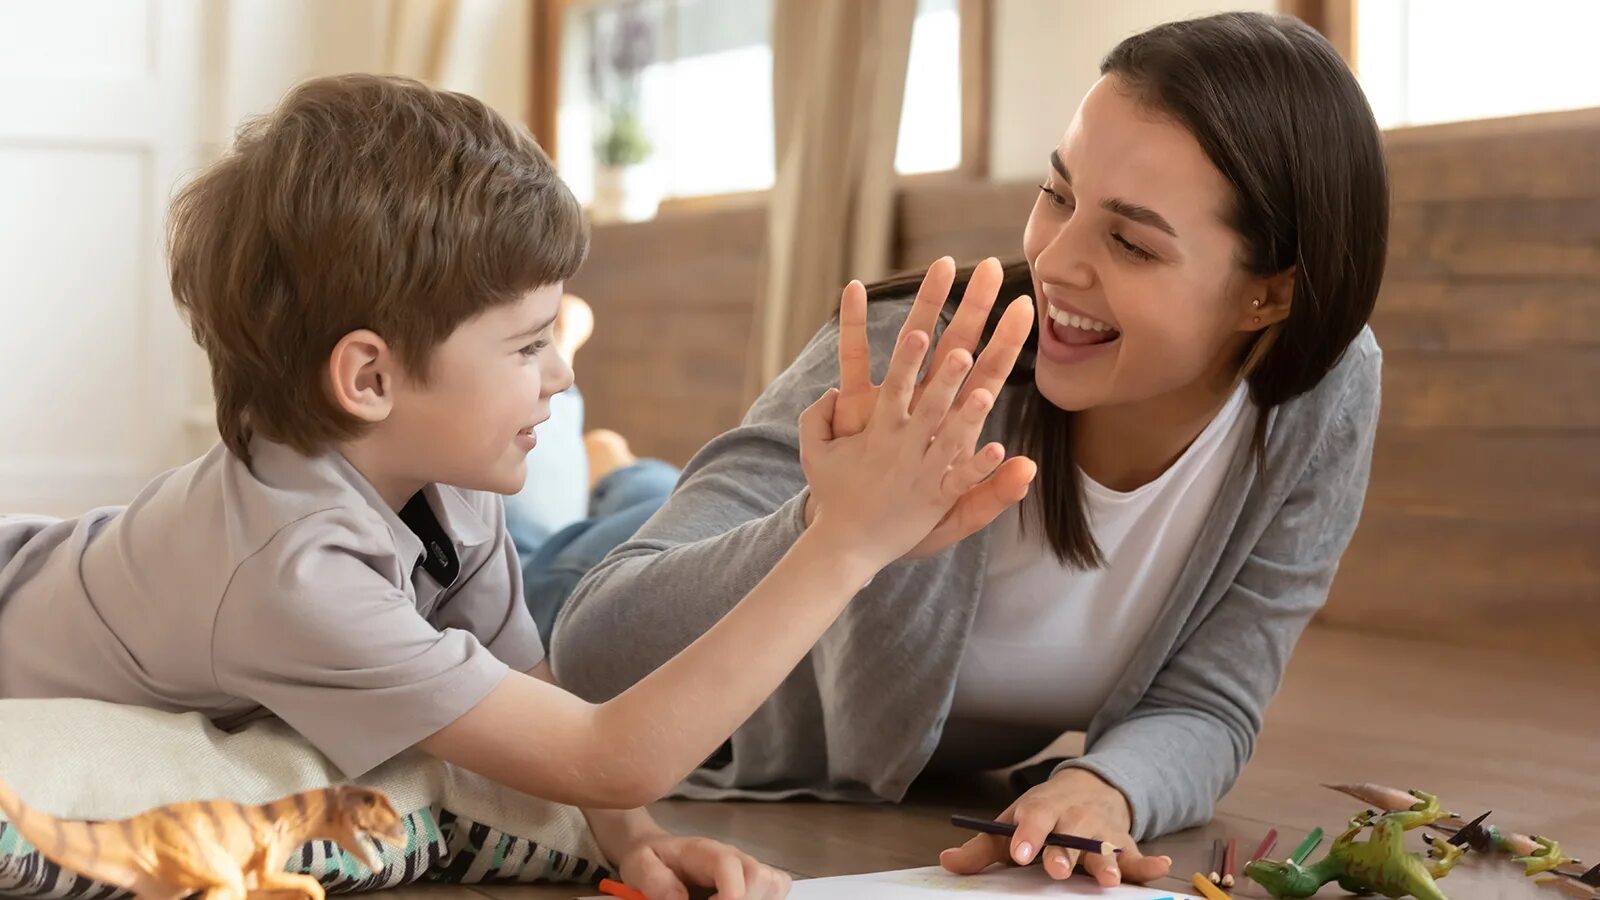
[936,382,1255,769]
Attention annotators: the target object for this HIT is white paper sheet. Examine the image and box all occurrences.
[580,864,1204,899]
[782,866,1198,899]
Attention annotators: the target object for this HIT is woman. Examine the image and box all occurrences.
[551,11,1387,888]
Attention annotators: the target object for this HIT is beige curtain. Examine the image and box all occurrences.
[370,0,531,123]
[748,0,919,396]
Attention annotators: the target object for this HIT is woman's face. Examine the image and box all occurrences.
[1023,75,1277,413]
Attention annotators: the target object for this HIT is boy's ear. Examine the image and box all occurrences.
[327,329,396,423]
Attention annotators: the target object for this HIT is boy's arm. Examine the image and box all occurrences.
[422,317,1004,810]
[418,524,876,808]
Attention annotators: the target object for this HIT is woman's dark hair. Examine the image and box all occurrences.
[865,12,1389,567]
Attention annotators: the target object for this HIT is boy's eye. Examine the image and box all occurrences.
[519,340,550,357]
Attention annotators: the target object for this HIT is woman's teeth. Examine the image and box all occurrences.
[1046,305,1116,333]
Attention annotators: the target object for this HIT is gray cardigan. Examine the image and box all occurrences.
[550,297,1382,841]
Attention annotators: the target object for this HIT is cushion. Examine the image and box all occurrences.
[0,699,609,897]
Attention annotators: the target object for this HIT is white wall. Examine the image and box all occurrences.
[989,0,1275,181]
[0,0,206,516]
[0,0,533,516]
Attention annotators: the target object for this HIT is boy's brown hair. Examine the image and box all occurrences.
[169,73,589,461]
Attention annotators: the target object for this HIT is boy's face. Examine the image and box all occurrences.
[383,283,573,496]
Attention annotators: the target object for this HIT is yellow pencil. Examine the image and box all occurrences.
[1193,872,1233,900]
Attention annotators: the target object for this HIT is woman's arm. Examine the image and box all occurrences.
[1058,343,1384,840]
[552,259,1033,704]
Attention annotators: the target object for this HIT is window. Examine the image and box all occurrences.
[1357,0,1600,128]
[556,0,964,213]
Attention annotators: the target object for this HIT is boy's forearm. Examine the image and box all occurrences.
[421,524,878,809]
[588,523,877,802]
[583,805,666,864]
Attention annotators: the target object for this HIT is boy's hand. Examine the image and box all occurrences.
[798,322,1002,571]
[617,833,792,900]
[939,769,1171,887]
[800,258,1035,566]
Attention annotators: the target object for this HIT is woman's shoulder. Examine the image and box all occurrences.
[1268,325,1382,468]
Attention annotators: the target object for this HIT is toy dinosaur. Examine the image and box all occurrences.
[1326,782,1587,880]
[0,777,405,900]
[1244,789,1465,900]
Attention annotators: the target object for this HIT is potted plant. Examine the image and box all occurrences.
[590,1,662,222]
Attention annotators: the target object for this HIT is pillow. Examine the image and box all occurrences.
[0,699,609,897]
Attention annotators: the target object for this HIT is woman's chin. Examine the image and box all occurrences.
[1033,368,1105,412]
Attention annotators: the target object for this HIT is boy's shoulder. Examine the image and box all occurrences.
[223,441,506,581]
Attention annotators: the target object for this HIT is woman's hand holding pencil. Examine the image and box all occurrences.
[941,768,1172,887]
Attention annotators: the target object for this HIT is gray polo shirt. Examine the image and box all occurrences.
[0,438,544,776]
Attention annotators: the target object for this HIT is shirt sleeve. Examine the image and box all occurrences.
[211,510,514,777]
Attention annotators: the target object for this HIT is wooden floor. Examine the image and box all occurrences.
[405,625,1600,899]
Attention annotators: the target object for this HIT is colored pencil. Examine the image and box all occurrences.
[1223,837,1238,888]
[949,815,1120,856]
[1290,828,1324,865]
[598,879,648,900]
[1192,871,1233,900]
[1251,828,1280,862]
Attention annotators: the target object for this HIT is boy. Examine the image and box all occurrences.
[0,74,1023,900]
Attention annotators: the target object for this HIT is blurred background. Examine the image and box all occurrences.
[0,0,1595,652]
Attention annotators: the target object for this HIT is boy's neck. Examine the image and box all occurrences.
[337,439,425,512]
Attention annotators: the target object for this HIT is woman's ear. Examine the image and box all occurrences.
[327,329,396,423]
[1244,267,1294,332]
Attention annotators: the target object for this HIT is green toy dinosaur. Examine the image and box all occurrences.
[1244,790,1467,900]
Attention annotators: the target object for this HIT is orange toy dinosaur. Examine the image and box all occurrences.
[0,777,406,900]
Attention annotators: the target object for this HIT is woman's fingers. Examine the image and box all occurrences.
[938,834,1010,875]
[836,280,872,397]
[960,295,1033,405]
[899,256,957,354]
[929,257,1004,368]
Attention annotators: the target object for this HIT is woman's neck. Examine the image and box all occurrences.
[1073,356,1243,493]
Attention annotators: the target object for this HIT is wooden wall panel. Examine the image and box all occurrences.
[565,205,765,467]
[1321,110,1600,648]
[569,109,1598,651]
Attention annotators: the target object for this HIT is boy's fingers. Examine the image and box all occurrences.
[798,389,839,448]
[927,388,994,471]
[628,849,690,900]
[910,349,973,441]
[875,330,929,420]
[942,442,1005,496]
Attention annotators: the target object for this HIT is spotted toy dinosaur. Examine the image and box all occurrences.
[0,777,406,900]
[1244,789,1466,900]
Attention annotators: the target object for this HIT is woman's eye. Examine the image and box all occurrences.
[1038,184,1074,210]
[1113,233,1154,262]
